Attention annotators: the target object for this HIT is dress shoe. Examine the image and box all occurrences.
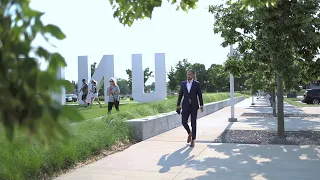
[187,133,192,143]
[190,140,195,147]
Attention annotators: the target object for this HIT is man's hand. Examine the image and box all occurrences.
[200,106,204,112]
[176,105,181,110]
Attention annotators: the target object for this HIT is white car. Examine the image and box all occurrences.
[65,94,73,102]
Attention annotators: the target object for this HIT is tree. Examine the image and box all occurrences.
[126,69,133,93]
[91,62,97,76]
[143,67,154,84]
[167,66,178,92]
[207,64,229,92]
[144,82,155,92]
[0,0,83,142]
[71,80,78,94]
[65,80,76,93]
[117,78,130,95]
[91,62,104,95]
[210,0,320,137]
[191,63,207,88]
[109,0,280,26]
[174,59,192,84]
[126,68,154,93]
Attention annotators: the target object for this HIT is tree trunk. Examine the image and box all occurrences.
[272,87,277,117]
[277,74,285,138]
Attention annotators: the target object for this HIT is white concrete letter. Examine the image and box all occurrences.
[78,55,115,104]
[52,67,66,105]
[132,53,166,103]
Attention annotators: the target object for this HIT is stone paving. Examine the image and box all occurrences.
[56,97,320,180]
[232,98,320,131]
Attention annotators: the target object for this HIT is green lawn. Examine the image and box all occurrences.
[73,93,243,120]
[285,98,320,107]
[0,93,244,180]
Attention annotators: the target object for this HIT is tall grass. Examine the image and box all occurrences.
[0,119,132,180]
[103,93,240,121]
[0,93,242,180]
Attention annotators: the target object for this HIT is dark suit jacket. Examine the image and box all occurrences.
[177,80,204,110]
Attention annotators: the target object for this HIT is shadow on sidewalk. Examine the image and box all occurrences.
[183,143,320,180]
[237,116,320,131]
[157,145,195,173]
[245,105,305,114]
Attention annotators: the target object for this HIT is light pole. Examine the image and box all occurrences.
[228,45,237,122]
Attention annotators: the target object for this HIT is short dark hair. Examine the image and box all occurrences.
[187,69,195,75]
[82,79,86,82]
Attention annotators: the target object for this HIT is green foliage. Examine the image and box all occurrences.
[191,63,208,85]
[207,64,229,92]
[210,0,320,91]
[109,0,280,26]
[145,82,155,92]
[168,58,249,92]
[117,78,130,95]
[0,0,83,142]
[0,118,132,180]
[126,68,154,93]
[65,80,76,93]
[90,62,98,76]
[210,0,320,136]
[167,66,178,91]
[174,58,192,83]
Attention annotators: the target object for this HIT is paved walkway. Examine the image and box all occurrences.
[56,98,320,180]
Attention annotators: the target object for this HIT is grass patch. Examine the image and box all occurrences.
[285,98,320,107]
[0,119,132,180]
[0,93,243,180]
[75,93,243,120]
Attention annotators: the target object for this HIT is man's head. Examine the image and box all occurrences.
[82,79,86,83]
[187,69,195,81]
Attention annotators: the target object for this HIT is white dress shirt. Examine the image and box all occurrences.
[187,79,193,93]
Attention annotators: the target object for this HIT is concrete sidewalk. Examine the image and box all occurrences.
[56,98,320,180]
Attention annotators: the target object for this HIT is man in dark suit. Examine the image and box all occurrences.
[176,69,204,147]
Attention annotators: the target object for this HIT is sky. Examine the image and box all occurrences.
[30,0,230,84]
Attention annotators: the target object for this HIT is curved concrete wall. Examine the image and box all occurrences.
[127,96,246,142]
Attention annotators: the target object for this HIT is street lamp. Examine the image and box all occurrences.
[228,45,237,122]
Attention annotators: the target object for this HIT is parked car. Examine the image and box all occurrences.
[70,94,78,102]
[66,94,78,102]
[301,89,320,104]
[65,94,73,102]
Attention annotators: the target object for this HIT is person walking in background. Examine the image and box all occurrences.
[79,79,89,107]
[176,69,204,147]
[107,78,120,114]
[89,79,103,108]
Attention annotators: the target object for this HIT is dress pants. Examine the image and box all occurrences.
[181,105,198,140]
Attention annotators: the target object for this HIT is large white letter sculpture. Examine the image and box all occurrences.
[78,55,115,104]
[52,67,66,105]
[132,53,166,102]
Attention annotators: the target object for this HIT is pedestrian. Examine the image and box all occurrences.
[78,79,89,107]
[107,77,120,114]
[89,79,103,108]
[176,69,204,147]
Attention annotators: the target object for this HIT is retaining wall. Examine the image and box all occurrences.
[127,96,246,141]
